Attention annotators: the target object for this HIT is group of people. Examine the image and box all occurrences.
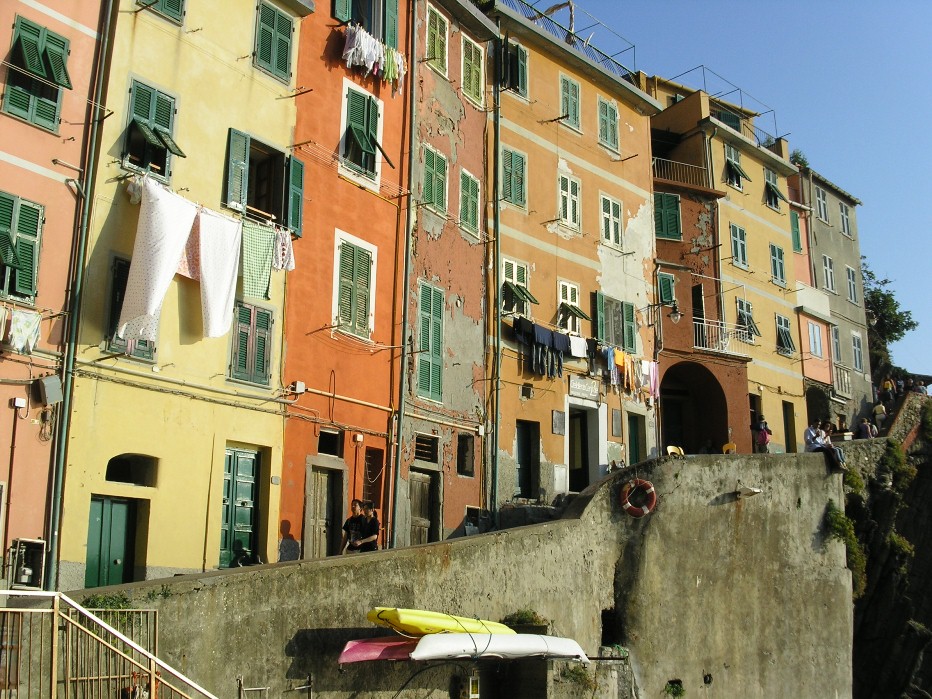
[341,499,380,554]
[804,419,847,471]
[875,375,929,432]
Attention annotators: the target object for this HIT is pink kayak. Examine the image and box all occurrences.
[338,636,419,663]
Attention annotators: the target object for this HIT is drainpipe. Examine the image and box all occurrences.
[390,0,418,549]
[46,0,114,590]
[490,24,502,525]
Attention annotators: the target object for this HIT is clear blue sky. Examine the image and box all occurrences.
[564,0,931,375]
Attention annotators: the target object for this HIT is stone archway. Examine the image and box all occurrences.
[660,362,729,454]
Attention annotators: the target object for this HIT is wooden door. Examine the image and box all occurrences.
[85,496,135,587]
[220,449,259,567]
[409,472,431,545]
[306,467,337,558]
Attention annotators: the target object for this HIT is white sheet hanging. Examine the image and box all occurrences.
[196,208,242,338]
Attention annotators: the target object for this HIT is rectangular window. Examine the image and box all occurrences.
[846,266,858,303]
[822,255,836,292]
[337,239,373,338]
[764,168,787,209]
[224,128,304,236]
[414,434,439,462]
[560,75,580,129]
[426,6,448,75]
[417,283,444,401]
[2,16,70,132]
[254,2,293,82]
[852,332,863,372]
[459,170,480,234]
[230,302,273,385]
[815,186,829,222]
[501,147,526,206]
[808,321,823,358]
[143,0,185,22]
[558,174,580,229]
[790,210,802,252]
[730,224,748,268]
[456,434,475,476]
[776,314,795,356]
[107,257,155,359]
[502,259,537,316]
[461,36,484,105]
[600,195,622,247]
[654,193,681,240]
[840,202,851,236]
[558,281,589,334]
[501,42,527,97]
[0,191,42,301]
[735,298,761,342]
[724,143,750,189]
[333,0,399,48]
[423,145,447,213]
[769,243,786,286]
[597,97,618,150]
[123,81,185,180]
[595,292,635,352]
[342,86,383,179]
[658,272,676,306]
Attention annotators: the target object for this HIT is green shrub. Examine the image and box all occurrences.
[82,592,132,609]
[843,469,865,495]
[664,679,686,697]
[501,608,548,626]
[825,499,867,598]
[922,401,932,443]
[560,664,596,691]
[888,531,915,575]
[879,440,916,493]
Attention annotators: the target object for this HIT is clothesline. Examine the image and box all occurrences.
[342,23,407,91]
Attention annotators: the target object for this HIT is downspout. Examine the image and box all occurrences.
[390,0,418,549]
[47,0,114,590]
[706,127,725,327]
[490,23,502,525]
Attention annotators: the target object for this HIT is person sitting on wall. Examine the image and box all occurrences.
[804,419,845,471]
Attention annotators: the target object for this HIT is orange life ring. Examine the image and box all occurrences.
[620,479,657,518]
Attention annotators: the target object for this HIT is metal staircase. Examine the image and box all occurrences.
[0,590,217,699]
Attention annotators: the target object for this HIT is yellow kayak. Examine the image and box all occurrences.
[367,607,516,636]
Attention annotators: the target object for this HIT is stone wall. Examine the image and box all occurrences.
[76,453,851,698]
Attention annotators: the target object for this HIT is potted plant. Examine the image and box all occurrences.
[500,608,549,634]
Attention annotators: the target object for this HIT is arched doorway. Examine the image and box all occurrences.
[660,362,729,454]
[805,384,831,426]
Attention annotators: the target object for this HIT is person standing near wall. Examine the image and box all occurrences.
[341,499,364,554]
[753,415,773,453]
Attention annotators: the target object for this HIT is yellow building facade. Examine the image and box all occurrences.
[58,0,311,589]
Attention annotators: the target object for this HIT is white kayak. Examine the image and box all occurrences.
[409,633,589,664]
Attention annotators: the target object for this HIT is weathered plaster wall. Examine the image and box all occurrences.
[82,454,851,698]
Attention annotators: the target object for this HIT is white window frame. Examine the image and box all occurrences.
[338,78,384,191]
[558,280,582,334]
[426,5,448,76]
[846,266,859,304]
[822,254,836,292]
[840,202,851,236]
[852,331,863,372]
[461,35,484,107]
[731,223,748,269]
[764,168,782,209]
[724,143,745,189]
[600,193,622,248]
[815,186,829,222]
[558,173,581,230]
[503,258,532,316]
[808,321,823,358]
[735,297,761,343]
[776,314,795,356]
[331,229,378,339]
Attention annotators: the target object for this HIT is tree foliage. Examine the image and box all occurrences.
[862,257,917,378]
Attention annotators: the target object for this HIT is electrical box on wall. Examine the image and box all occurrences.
[9,538,46,589]
[37,375,63,405]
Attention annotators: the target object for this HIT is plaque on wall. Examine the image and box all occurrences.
[552,410,566,435]
[568,375,600,400]
[612,409,622,437]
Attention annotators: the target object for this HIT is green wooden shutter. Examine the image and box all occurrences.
[664,194,680,238]
[232,304,252,381]
[0,194,17,268]
[418,285,443,401]
[287,156,304,237]
[333,0,352,22]
[353,246,371,336]
[43,33,72,89]
[595,291,605,341]
[435,153,446,212]
[14,19,47,79]
[132,81,155,122]
[254,308,272,383]
[430,286,443,400]
[423,148,435,205]
[160,0,184,21]
[658,273,675,305]
[32,94,59,131]
[622,302,636,352]
[501,149,513,203]
[517,46,527,96]
[274,11,293,79]
[226,129,250,212]
[366,94,379,158]
[256,5,276,74]
[791,211,802,252]
[338,244,355,327]
[417,287,432,396]
[460,172,478,231]
[13,200,41,297]
[383,0,398,49]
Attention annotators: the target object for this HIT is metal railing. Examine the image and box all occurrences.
[652,157,709,188]
[833,364,852,398]
[0,590,218,699]
[693,318,750,355]
[498,0,637,84]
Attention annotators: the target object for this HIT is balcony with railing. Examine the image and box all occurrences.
[693,318,751,356]
[653,157,709,189]
[833,363,852,398]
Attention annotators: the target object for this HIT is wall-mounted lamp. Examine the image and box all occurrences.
[639,300,683,325]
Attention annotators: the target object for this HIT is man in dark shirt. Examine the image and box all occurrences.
[341,499,364,554]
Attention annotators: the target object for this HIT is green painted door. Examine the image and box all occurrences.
[85,496,135,588]
[628,414,643,464]
[220,449,259,567]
